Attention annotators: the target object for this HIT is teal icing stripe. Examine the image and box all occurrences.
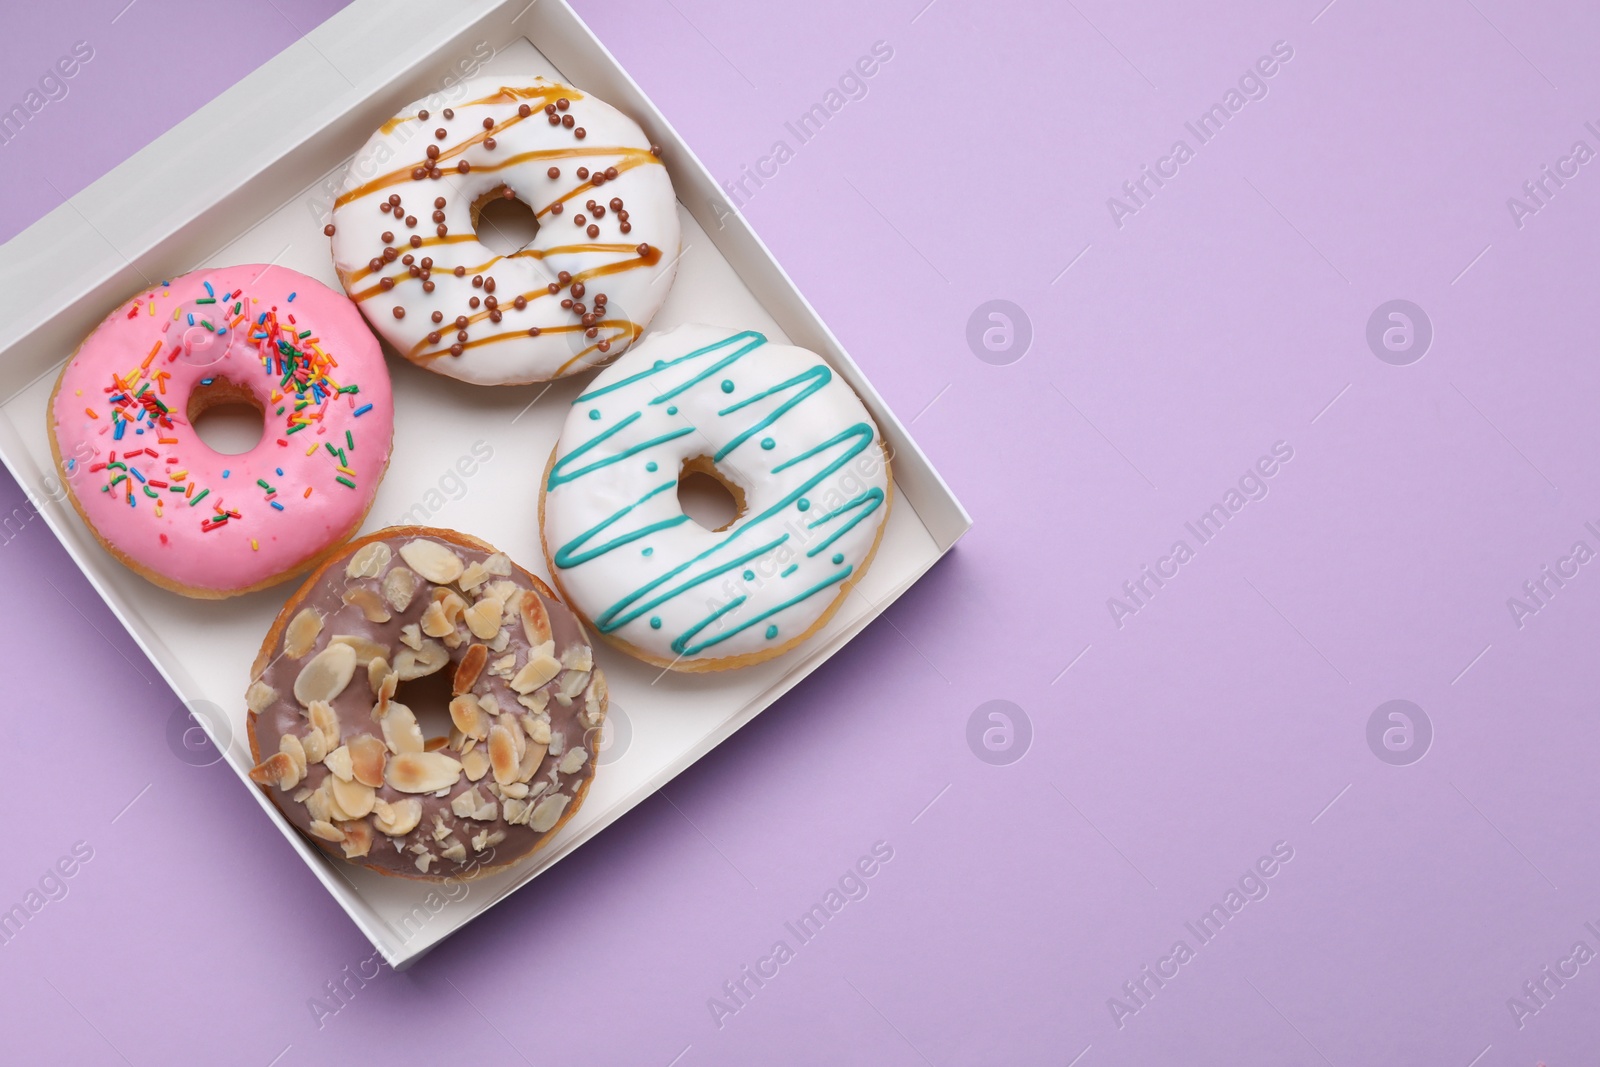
[650,334,767,405]
[574,330,767,403]
[713,365,831,462]
[804,487,885,557]
[673,567,853,656]
[546,411,694,491]
[672,594,747,653]
[581,423,876,632]
[553,479,690,568]
[598,534,788,632]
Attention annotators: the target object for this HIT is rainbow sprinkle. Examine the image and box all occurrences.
[89,276,370,531]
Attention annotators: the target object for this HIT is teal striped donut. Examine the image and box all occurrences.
[540,323,891,670]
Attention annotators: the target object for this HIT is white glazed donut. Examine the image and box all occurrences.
[539,324,892,671]
[328,75,680,386]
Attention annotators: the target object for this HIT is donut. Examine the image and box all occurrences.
[47,266,394,598]
[539,324,892,671]
[246,527,606,881]
[328,75,681,386]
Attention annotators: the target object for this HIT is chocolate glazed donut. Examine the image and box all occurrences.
[246,527,606,880]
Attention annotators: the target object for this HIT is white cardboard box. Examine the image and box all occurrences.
[0,0,969,968]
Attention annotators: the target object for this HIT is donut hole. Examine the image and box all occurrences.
[471,185,540,256]
[677,456,746,533]
[187,379,264,455]
[393,667,456,745]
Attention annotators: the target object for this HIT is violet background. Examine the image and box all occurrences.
[2,0,1597,1063]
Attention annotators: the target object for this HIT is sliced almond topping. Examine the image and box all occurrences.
[248,752,298,790]
[502,781,530,799]
[560,644,594,672]
[329,634,388,664]
[440,591,468,624]
[382,565,417,612]
[425,735,450,752]
[420,599,453,638]
[373,797,422,836]
[449,694,488,740]
[520,593,552,646]
[380,701,425,754]
[306,781,334,823]
[518,741,548,783]
[348,734,387,787]
[559,748,588,774]
[345,541,392,580]
[394,639,448,680]
[461,747,490,781]
[517,690,550,715]
[246,679,277,714]
[503,797,529,824]
[464,595,504,640]
[385,751,464,793]
[399,539,464,584]
[488,725,519,785]
[453,643,487,695]
[521,715,552,745]
[399,623,423,651]
[559,669,591,702]
[484,552,512,576]
[451,786,497,820]
[342,586,391,623]
[307,700,340,748]
[331,776,375,818]
[458,560,489,591]
[375,670,399,713]
[499,711,525,761]
[367,656,390,696]
[324,745,355,782]
[301,727,328,765]
[439,839,468,863]
[511,653,561,694]
[449,788,477,818]
[308,819,346,843]
[283,607,323,659]
[279,733,307,779]
[338,819,373,858]
[293,643,357,706]
[527,793,571,832]
[414,853,434,874]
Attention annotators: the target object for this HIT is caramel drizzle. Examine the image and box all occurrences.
[348,242,642,298]
[340,85,670,371]
[555,320,646,376]
[334,85,582,209]
[460,85,586,107]
[405,246,665,362]
[410,318,642,369]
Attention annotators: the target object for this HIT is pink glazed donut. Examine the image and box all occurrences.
[47,265,394,598]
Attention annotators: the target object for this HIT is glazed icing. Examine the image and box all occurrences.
[328,76,680,386]
[48,266,393,595]
[248,530,604,880]
[541,324,891,667]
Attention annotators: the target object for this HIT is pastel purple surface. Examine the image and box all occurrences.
[3,1,1598,1064]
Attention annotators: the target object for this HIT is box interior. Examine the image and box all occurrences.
[0,1,967,967]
